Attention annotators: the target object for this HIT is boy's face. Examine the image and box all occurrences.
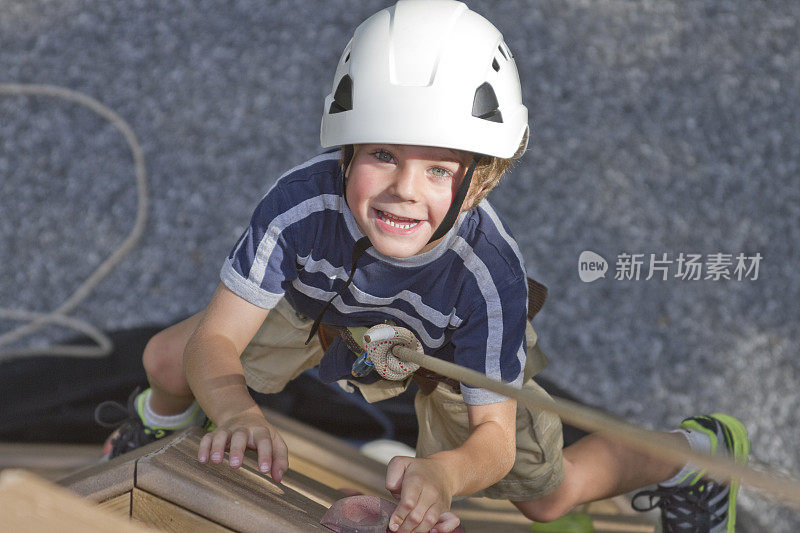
[345,144,471,258]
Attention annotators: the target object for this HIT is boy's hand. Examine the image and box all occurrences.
[197,406,288,483]
[385,456,459,533]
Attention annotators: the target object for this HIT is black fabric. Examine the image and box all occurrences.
[0,326,587,448]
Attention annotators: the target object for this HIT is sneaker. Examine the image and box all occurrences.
[94,387,174,459]
[632,414,750,533]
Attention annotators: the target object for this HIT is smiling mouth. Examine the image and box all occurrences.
[376,209,421,229]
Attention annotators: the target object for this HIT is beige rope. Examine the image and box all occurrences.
[0,83,148,360]
[392,344,800,510]
[363,325,421,380]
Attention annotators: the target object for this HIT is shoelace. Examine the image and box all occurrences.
[93,387,163,457]
[632,482,717,532]
[94,387,142,428]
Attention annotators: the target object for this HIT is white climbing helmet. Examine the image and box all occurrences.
[320,0,529,159]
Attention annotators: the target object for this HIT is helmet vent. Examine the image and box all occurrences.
[472,82,503,123]
[497,45,507,60]
[344,51,350,63]
[329,75,353,114]
[492,58,500,72]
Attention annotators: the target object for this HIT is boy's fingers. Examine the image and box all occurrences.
[402,489,438,533]
[431,512,460,533]
[414,506,440,533]
[397,501,433,533]
[253,428,274,475]
[385,456,411,493]
[389,497,411,531]
[390,478,423,532]
[210,430,230,462]
[228,429,248,468]
[197,433,213,462]
[270,431,289,482]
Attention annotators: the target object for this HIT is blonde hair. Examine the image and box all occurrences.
[465,154,516,209]
[340,138,525,210]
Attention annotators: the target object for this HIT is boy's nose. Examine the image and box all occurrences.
[390,165,420,201]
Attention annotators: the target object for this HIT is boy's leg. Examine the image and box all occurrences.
[512,430,688,522]
[96,313,207,458]
[514,414,749,533]
[142,312,204,414]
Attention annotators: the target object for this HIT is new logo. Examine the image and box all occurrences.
[579,250,608,282]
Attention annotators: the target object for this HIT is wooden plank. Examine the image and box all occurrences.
[57,431,184,502]
[132,488,234,532]
[98,491,132,518]
[286,454,381,498]
[0,442,102,475]
[262,407,390,496]
[0,469,156,533]
[136,428,331,533]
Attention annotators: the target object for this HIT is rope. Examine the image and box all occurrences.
[363,325,420,380]
[0,83,148,360]
[391,344,800,510]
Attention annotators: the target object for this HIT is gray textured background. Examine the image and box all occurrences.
[1,1,798,530]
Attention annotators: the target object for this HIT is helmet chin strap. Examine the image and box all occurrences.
[305,154,480,345]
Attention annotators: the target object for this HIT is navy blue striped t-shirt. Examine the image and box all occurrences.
[221,151,530,405]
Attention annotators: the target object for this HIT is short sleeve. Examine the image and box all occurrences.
[451,275,528,405]
[220,185,298,309]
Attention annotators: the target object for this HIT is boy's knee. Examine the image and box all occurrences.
[143,329,189,392]
[512,499,570,523]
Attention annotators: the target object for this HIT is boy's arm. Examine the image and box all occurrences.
[386,397,517,533]
[184,282,289,482]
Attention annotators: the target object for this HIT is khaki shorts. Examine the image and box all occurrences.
[241,298,565,501]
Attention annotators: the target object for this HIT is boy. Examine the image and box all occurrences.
[97,2,749,532]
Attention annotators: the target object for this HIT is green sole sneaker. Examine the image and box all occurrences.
[632,413,750,533]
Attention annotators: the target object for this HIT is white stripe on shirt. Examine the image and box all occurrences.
[249,193,341,286]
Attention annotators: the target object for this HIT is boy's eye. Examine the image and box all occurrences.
[429,167,454,180]
[374,150,394,163]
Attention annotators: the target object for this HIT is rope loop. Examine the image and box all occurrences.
[363,325,421,380]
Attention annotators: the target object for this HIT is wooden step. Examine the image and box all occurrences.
[0,406,656,532]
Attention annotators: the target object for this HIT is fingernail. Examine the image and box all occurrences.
[230,458,240,467]
[198,454,207,462]
[389,523,399,532]
[211,453,221,462]
[259,463,269,473]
